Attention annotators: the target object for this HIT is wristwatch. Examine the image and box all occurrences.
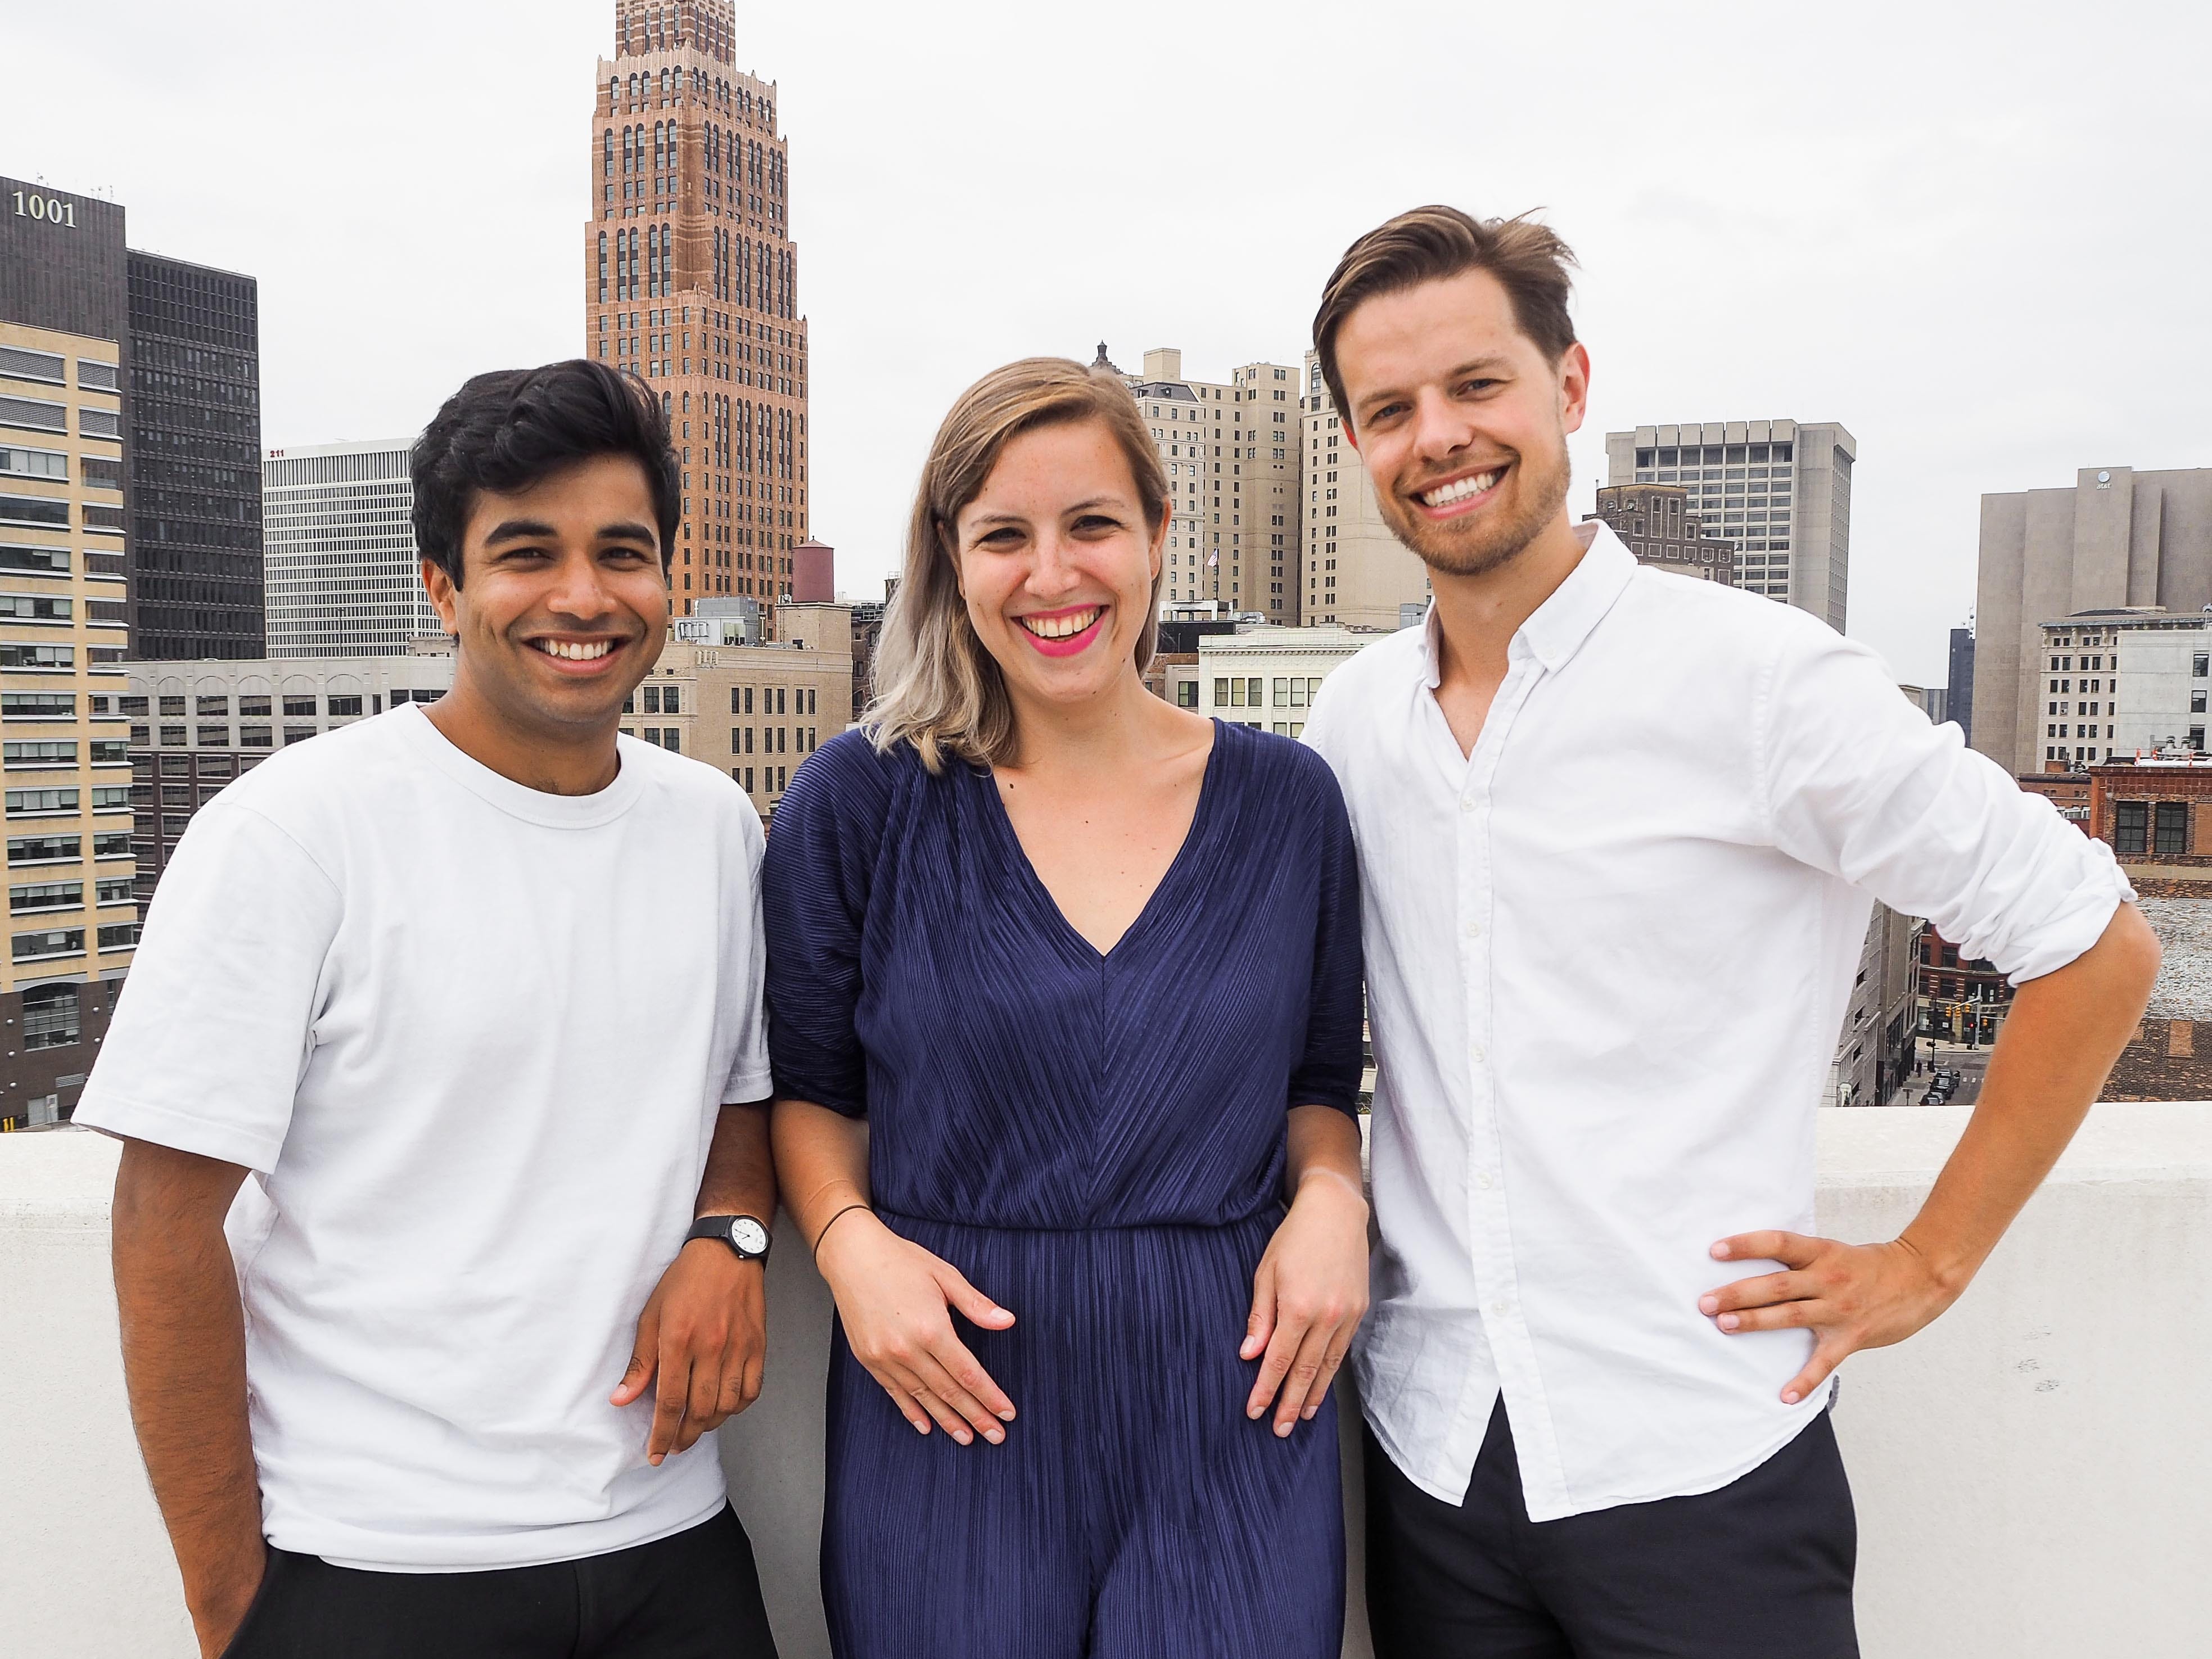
[687,1214,772,1262]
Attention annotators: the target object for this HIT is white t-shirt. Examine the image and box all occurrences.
[76,704,771,1571]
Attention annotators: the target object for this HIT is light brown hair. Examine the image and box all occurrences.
[865,357,1170,772]
[1312,206,1579,428]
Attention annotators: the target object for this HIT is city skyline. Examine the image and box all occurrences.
[8,0,2208,685]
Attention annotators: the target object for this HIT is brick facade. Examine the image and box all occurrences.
[2086,756,2212,866]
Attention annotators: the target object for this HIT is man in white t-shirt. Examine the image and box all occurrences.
[79,360,782,1658]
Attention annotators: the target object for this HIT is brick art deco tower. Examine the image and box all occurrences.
[588,0,808,620]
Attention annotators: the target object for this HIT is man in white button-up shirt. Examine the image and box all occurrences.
[1299,207,2161,1658]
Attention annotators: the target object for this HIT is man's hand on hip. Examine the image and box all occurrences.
[611,1240,767,1463]
[1699,1230,1959,1405]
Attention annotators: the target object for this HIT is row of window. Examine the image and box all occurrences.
[1212,675,1328,708]
[7,830,130,865]
[11,921,137,961]
[10,876,133,912]
[2112,801,2193,858]
[6,785,129,816]
[0,347,116,392]
[0,495,125,534]
[1635,442,1795,467]
[0,396,119,440]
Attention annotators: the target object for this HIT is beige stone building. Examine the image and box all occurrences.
[622,601,852,823]
[588,0,807,623]
[0,318,137,1127]
[1107,346,1300,624]
[1299,351,1432,633]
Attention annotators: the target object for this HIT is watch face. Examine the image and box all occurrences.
[729,1217,770,1255]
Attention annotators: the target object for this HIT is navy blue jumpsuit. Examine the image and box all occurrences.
[763,721,1365,1658]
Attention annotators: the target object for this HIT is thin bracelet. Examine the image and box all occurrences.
[811,1201,874,1256]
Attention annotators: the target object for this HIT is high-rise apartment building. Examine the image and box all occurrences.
[1972,466,2212,776]
[127,252,263,659]
[1583,484,1736,584]
[1606,420,1856,632]
[588,0,807,622]
[1948,624,1975,748]
[1106,346,1300,623]
[1299,351,1431,632]
[263,442,437,656]
[0,177,142,1124]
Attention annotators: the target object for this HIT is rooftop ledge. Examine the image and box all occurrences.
[6,1103,2207,1659]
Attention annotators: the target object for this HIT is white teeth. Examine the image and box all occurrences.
[1423,470,1500,508]
[1021,608,1100,640]
[538,639,613,661]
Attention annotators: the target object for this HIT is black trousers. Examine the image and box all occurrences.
[1365,1403,1858,1658]
[222,1504,779,1659]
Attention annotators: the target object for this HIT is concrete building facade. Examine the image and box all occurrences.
[2019,609,2212,771]
[1300,351,1430,633]
[1109,346,1299,625]
[1583,483,1736,584]
[1607,419,1855,632]
[1195,625,1369,735]
[588,0,807,621]
[263,442,436,657]
[1974,466,2212,776]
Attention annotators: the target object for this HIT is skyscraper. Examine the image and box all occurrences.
[263,441,437,656]
[127,252,263,659]
[0,176,140,1124]
[588,0,807,621]
[1300,350,1431,632]
[1105,345,1300,623]
[1606,419,1856,633]
[1948,623,1975,748]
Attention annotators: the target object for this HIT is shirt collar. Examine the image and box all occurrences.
[1416,519,1637,687]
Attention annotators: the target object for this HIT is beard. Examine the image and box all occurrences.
[1375,428,1572,580]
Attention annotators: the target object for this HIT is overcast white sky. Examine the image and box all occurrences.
[10,0,2207,683]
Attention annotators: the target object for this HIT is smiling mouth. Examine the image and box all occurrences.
[1018,606,1103,641]
[1417,467,1505,509]
[528,638,620,661]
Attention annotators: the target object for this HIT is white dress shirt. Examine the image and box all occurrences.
[1303,522,2132,1521]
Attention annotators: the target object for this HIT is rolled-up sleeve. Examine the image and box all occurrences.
[1759,621,2134,986]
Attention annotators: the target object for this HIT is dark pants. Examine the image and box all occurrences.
[222,1504,779,1659]
[1365,1403,1858,1658]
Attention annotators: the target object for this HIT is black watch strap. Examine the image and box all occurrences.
[687,1213,771,1262]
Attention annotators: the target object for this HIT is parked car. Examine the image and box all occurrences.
[1920,1090,1948,1105]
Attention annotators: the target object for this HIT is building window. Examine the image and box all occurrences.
[2114,801,2148,856]
[1175,682,1198,709]
[20,982,79,1049]
[2155,802,2190,858]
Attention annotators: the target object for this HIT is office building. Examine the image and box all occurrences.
[127,252,263,659]
[588,0,808,621]
[2024,610,2212,771]
[1607,419,1856,632]
[1972,466,2212,775]
[1106,346,1300,624]
[121,645,457,901]
[1948,625,1975,748]
[621,601,852,821]
[1193,626,1370,733]
[1833,905,1917,1106]
[1300,351,1431,632]
[0,178,141,1125]
[263,442,437,656]
[1583,484,1736,584]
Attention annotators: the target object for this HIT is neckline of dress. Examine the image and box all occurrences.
[978,717,1228,965]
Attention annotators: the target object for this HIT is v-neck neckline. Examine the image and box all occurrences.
[980,718,1226,965]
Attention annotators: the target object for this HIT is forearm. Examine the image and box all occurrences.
[111,1145,264,1644]
[1903,903,2161,1290]
[694,1098,777,1221]
[769,1097,872,1247]
[1285,1103,1366,1212]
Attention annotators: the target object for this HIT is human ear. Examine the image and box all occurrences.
[420,557,460,635]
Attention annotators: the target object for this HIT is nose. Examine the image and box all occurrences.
[543,546,621,622]
[1409,387,1474,468]
[1025,529,1084,599]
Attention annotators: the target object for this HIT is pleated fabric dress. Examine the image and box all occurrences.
[763,719,1365,1659]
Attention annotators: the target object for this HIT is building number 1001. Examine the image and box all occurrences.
[12,192,77,227]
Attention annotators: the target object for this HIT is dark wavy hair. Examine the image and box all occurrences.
[410,359,680,586]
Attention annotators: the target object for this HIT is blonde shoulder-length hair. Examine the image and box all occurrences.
[864,357,1171,773]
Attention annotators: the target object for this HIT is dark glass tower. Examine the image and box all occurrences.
[125,253,263,658]
[1948,625,1975,749]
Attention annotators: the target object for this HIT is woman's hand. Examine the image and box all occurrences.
[1244,1165,1370,1436]
[816,1211,1018,1446]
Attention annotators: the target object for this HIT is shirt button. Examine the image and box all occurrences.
[1489,1301,1510,1319]
[1475,1170,1494,1190]
[1465,919,1481,938]
[1470,1044,1486,1065]
[1460,797,1476,813]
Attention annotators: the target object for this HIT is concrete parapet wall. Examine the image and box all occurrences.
[6,1105,2206,1657]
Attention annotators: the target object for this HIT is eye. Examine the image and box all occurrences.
[1457,378,1500,397]
[973,526,1023,549]
[1073,513,1122,534]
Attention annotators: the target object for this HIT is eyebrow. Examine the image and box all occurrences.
[967,497,1124,528]
[479,518,659,549]
[1357,356,1513,418]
